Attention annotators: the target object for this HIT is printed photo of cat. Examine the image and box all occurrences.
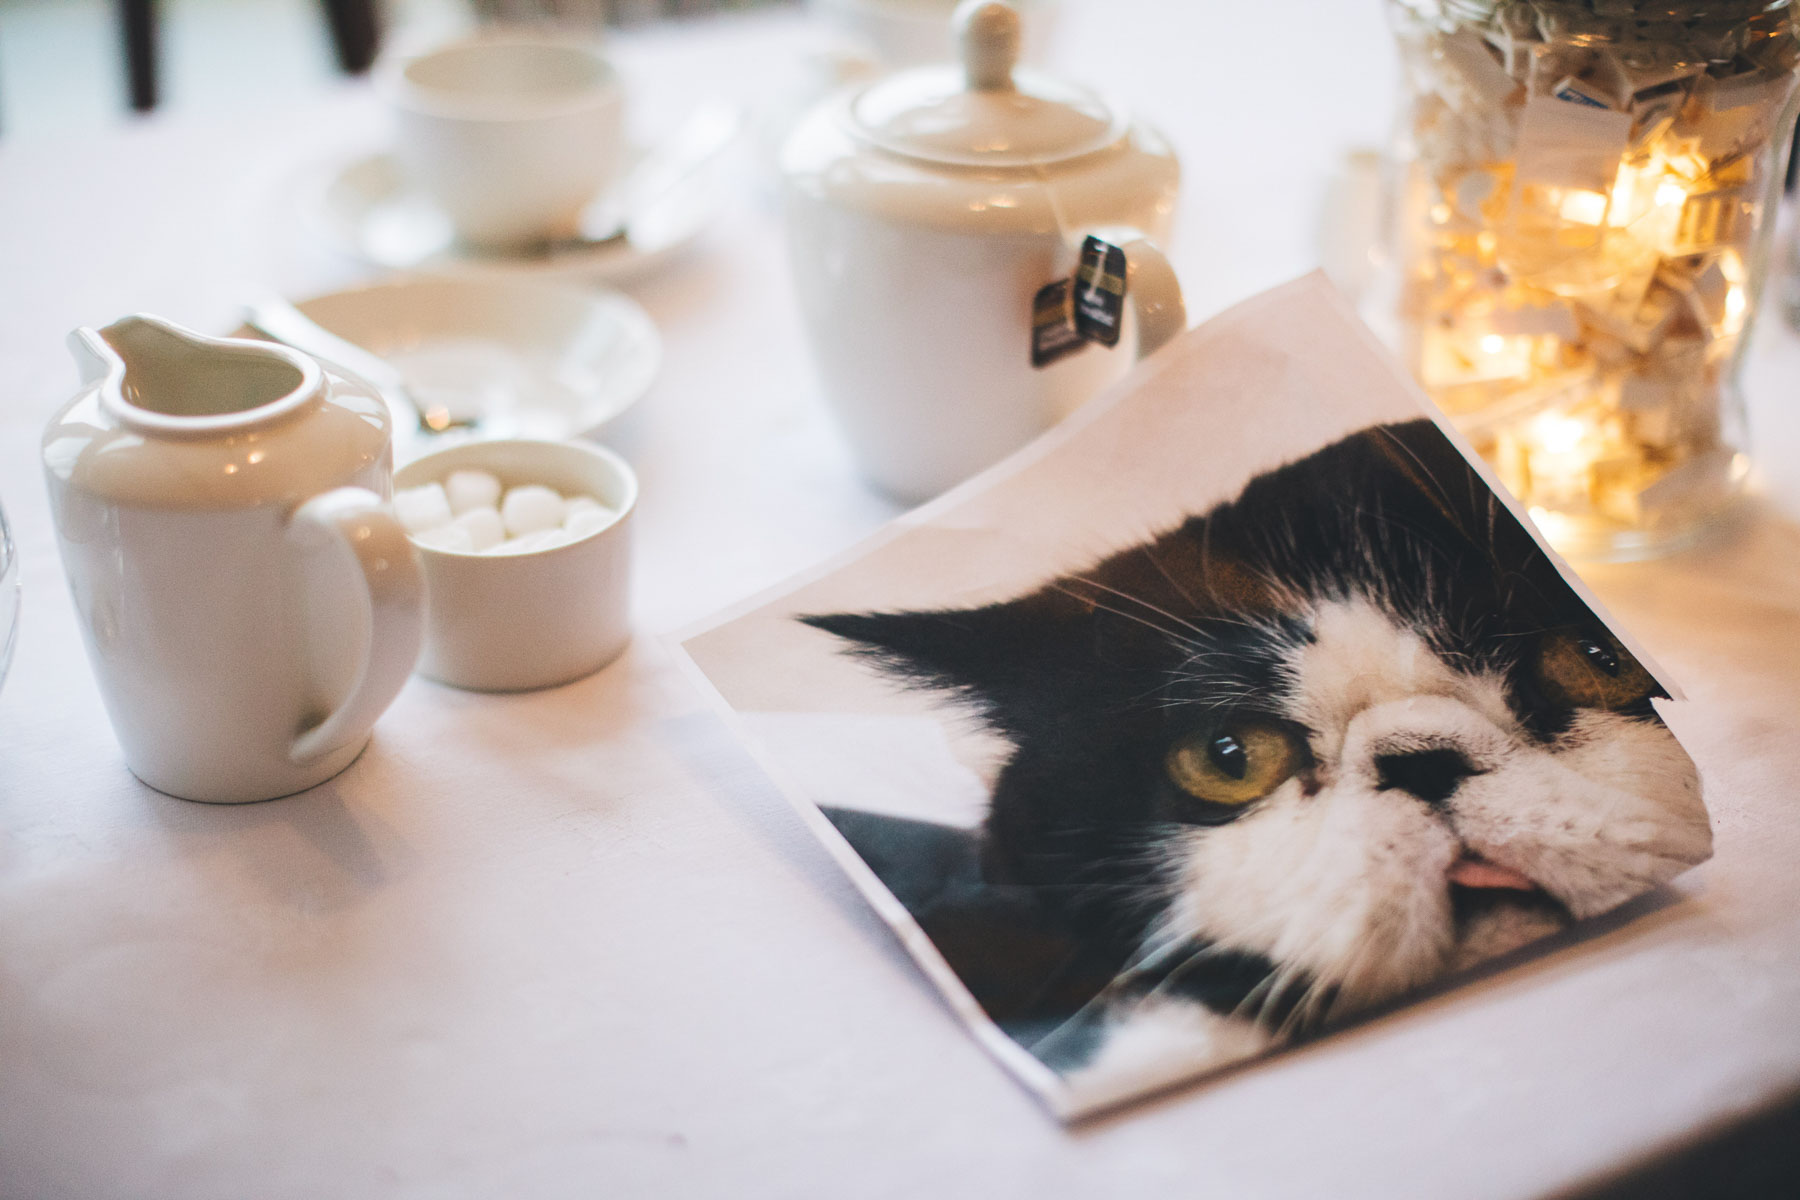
[677,276,1715,1117]
[800,418,1711,1108]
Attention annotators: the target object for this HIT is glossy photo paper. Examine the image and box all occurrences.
[675,275,1710,1119]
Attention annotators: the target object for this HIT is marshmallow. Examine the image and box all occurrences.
[562,495,604,522]
[406,477,613,557]
[394,483,453,535]
[445,469,503,516]
[412,523,475,553]
[500,485,565,537]
[487,529,572,556]
[452,506,506,552]
[565,506,618,540]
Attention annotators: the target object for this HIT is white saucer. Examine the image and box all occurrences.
[286,276,660,459]
[303,142,719,282]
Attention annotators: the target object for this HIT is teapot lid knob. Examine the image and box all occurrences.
[956,0,1019,92]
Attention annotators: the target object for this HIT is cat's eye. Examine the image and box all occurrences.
[1165,721,1303,808]
[1534,629,1657,711]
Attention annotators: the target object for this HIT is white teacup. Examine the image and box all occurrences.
[386,33,625,251]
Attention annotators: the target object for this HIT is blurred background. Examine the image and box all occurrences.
[0,0,792,138]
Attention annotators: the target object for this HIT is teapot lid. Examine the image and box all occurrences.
[846,1,1126,169]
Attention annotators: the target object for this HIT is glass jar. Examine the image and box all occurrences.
[0,496,16,692]
[1382,0,1800,560]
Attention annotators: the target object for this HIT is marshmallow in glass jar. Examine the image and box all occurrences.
[1380,0,1800,560]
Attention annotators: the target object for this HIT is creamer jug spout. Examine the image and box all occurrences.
[66,314,327,434]
[67,324,121,393]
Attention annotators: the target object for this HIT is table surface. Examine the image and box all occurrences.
[4,5,1800,1198]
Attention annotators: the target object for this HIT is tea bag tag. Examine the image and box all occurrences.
[1031,236,1129,367]
[1513,92,1632,193]
[1073,235,1128,346]
[1030,277,1085,367]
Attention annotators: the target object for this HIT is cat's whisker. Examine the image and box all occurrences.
[1137,940,1253,1002]
[1049,578,1212,647]
[1247,966,1312,1034]
[1049,591,1204,654]
[1138,545,1201,610]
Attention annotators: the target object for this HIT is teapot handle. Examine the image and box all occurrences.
[285,487,424,765]
[1079,226,1187,361]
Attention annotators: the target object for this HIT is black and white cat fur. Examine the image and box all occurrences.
[803,419,1709,1098]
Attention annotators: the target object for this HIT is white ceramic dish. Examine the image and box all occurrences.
[383,33,627,252]
[304,142,718,281]
[396,439,636,692]
[285,276,660,459]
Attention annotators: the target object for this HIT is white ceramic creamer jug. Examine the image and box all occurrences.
[42,316,425,803]
[781,0,1183,502]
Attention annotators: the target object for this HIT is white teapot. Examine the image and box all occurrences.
[781,0,1183,502]
[43,316,424,803]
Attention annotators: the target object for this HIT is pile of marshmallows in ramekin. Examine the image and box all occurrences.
[396,469,620,554]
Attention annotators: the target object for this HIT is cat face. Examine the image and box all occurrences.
[804,420,1710,1034]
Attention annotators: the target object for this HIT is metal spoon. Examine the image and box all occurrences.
[242,296,478,435]
[503,102,745,260]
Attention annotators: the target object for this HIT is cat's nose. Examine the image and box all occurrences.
[1374,747,1479,805]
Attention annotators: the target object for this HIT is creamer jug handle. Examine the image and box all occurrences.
[285,487,424,765]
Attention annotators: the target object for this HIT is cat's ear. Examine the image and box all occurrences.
[1365,419,1505,545]
[800,592,1098,713]
[1365,418,1562,579]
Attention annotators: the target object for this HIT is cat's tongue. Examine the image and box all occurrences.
[1447,852,1537,891]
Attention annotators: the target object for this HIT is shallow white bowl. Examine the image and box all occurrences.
[292,275,660,456]
[396,439,636,692]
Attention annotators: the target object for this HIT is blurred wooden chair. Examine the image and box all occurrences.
[469,0,793,28]
[117,0,384,113]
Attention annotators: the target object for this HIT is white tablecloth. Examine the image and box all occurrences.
[4,5,1799,1197]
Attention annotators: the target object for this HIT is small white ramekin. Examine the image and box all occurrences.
[396,438,635,691]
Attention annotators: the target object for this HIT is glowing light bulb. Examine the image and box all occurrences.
[1557,189,1608,224]
[1527,507,1577,551]
[1719,248,1746,285]
[1532,411,1590,456]
[1480,334,1506,354]
[1725,287,1746,319]
[1608,169,1634,214]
